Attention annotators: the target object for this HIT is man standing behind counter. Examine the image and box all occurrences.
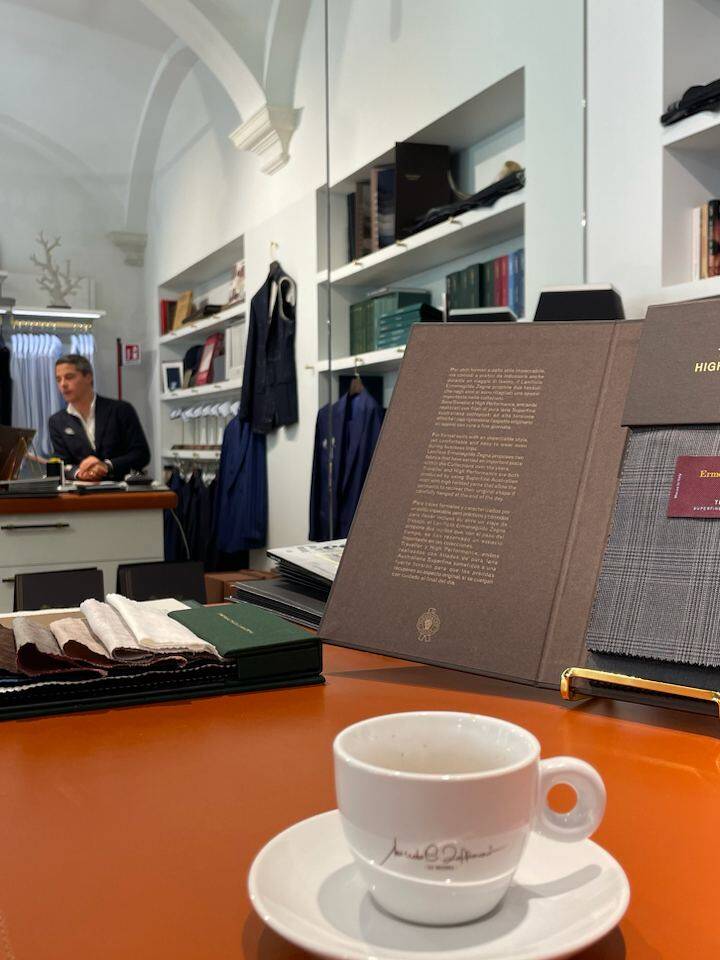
[49,355,150,481]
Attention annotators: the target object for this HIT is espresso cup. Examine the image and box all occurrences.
[333,711,606,925]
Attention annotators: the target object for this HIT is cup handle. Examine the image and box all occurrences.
[534,757,606,843]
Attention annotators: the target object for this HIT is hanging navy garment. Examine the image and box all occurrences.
[164,469,186,561]
[239,264,298,433]
[213,415,267,551]
[309,390,383,540]
[185,470,216,563]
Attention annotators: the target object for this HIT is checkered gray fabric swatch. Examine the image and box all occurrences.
[586,425,720,667]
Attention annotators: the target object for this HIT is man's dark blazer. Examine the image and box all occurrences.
[49,395,150,479]
[239,263,298,434]
[309,389,383,541]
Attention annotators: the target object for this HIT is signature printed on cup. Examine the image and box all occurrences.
[381,838,505,871]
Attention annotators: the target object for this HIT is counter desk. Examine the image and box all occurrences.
[0,490,176,608]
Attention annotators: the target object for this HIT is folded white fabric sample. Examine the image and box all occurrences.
[140,599,190,615]
[106,593,219,657]
[80,599,147,660]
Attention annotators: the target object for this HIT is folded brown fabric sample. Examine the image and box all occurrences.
[586,425,720,667]
[0,626,18,674]
[49,618,114,667]
[13,617,105,676]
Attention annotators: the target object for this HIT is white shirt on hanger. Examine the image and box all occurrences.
[67,393,97,449]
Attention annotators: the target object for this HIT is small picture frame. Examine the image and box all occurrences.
[162,361,184,393]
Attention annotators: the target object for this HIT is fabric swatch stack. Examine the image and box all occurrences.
[0,595,223,681]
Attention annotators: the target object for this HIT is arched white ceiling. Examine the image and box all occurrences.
[138,0,313,175]
[0,113,115,219]
[137,0,266,122]
[126,40,199,233]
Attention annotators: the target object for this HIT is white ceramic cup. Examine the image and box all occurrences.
[333,711,606,925]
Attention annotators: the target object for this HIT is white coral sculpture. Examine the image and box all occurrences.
[30,232,83,308]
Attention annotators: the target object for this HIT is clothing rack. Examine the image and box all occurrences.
[3,316,95,332]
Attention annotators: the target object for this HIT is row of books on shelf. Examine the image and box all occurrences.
[691,201,720,280]
[350,290,437,355]
[159,260,245,335]
[346,143,452,259]
[447,249,524,317]
[347,264,524,355]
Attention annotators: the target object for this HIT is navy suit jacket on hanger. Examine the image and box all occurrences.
[239,263,298,434]
[213,415,268,551]
[309,389,383,541]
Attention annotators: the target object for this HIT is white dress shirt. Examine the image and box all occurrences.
[67,394,96,450]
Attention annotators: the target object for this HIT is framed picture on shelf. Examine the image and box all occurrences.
[228,260,245,304]
[173,290,194,329]
[162,361,184,393]
[194,333,223,386]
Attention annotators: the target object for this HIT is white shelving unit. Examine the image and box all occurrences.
[154,235,245,466]
[160,377,243,403]
[323,196,524,290]
[316,69,527,396]
[316,346,407,376]
[162,448,222,462]
[662,111,720,151]
[158,301,245,345]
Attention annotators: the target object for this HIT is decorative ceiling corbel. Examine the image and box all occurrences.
[229,104,302,175]
[107,231,148,267]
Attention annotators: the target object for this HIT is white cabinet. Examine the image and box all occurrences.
[0,508,164,612]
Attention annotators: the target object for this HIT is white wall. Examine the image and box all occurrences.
[327,0,586,314]
[586,0,664,319]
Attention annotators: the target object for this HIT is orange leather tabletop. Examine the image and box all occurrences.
[0,490,177,514]
[0,643,715,959]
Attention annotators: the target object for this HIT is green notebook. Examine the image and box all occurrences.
[169,602,315,657]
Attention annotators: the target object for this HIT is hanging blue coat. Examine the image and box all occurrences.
[309,390,383,541]
[213,415,267,551]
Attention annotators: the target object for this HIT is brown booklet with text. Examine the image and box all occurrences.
[320,320,641,687]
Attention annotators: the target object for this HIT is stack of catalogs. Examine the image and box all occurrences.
[231,540,345,629]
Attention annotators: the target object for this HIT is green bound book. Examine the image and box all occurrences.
[463,264,482,308]
[364,299,376,352]
[350,302,365,355]
[168,603,323,683]
[482,261,494,307]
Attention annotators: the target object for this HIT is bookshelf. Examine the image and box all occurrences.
[322,195,523,290]
[159,377,243,402]
[316,68,526,394]
[158,301,245,345]
[316,346,407,376]
[155,236,245,466]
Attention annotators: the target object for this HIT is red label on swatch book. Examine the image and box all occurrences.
[667,456,720,517]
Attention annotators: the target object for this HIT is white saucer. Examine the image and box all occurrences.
[248,810,629,960]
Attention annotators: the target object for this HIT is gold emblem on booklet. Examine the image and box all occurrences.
[416,608,440,643]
